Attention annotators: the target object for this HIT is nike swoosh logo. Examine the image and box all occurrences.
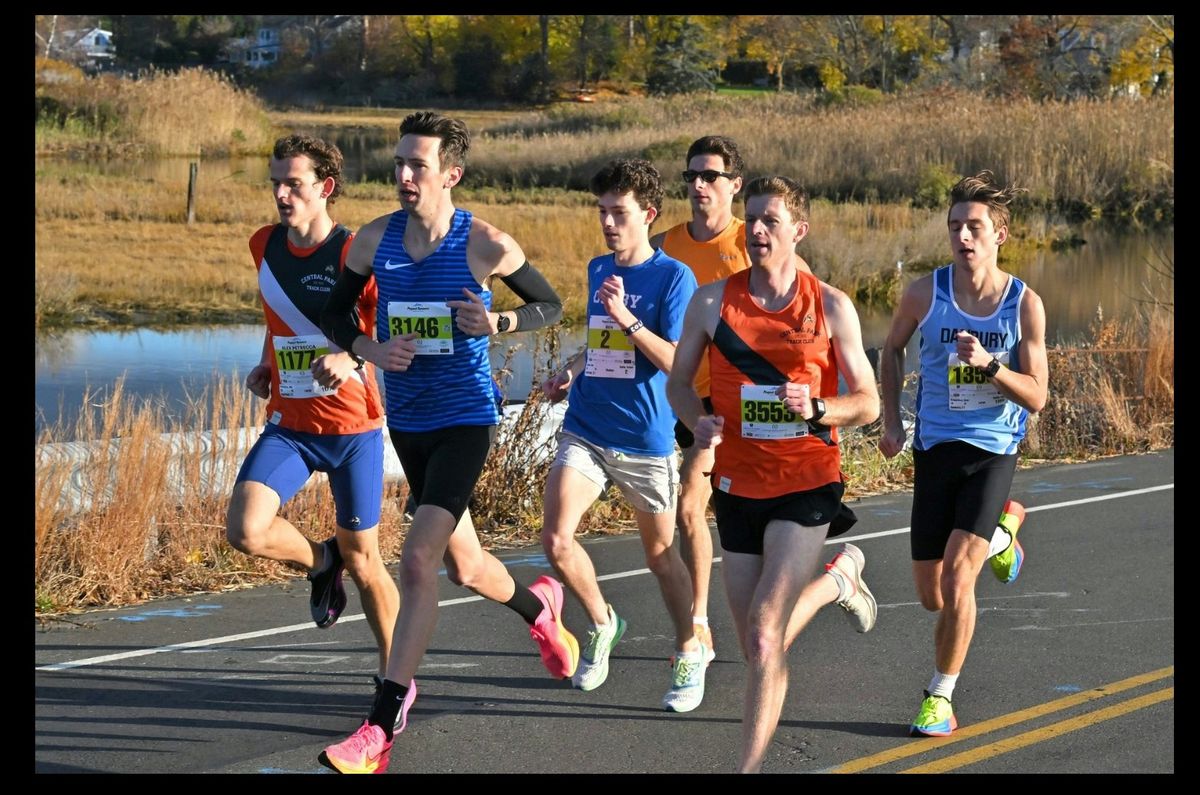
[383,259,413,270]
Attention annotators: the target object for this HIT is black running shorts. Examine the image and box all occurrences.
[389,425,497,523]
[910,440,1017,561]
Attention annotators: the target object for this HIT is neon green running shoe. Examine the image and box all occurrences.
[990,500,1026,584]
[910,691,957,737]
[571,604,626,692]
[662,645,707,713]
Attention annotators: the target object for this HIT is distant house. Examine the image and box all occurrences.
[220,27,281,69]
[58,27,116,69]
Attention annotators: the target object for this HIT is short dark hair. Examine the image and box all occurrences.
[686,135,745,179]
[273,134,344,203]
[399,111,471,170]
[743,176,810,222]
[948,170,1026,232]
[589,158,664,215]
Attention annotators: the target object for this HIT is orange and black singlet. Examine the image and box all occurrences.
[250,224,384,435]
[708,268,842,499]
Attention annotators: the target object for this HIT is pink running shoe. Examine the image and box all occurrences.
[319,721,392,774]
[528,575,580,678]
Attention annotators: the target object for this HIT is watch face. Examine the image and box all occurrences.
[497,315,510,332]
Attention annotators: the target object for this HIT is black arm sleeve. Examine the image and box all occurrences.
[500,261,563,331]
[320,268,371,355]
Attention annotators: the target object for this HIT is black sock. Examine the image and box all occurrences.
[505,586,545,625]
[368,678,409,740]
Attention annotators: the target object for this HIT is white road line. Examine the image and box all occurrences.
[36,481,1172,672]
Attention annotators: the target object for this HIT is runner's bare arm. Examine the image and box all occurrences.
[814,283,880,427]
[459,219,562,333]
[667,283,722,431]
[879,276,929,458]
[991,287,1049,413]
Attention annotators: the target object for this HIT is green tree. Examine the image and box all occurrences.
[646,17,722,95]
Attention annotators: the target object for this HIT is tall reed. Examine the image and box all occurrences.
[36,67,274,157]
[472,89,1174,219]
[34,373,408,615]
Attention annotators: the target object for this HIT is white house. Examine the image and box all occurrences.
[58,27,116,67]
[221,27,281,69]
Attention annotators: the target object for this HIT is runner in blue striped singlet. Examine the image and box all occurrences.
[879,171,1049,738]
[318,112,577,774]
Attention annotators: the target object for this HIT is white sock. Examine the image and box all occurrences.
[692,615,709,627]
[928,670,959,701]
[826,566,849,602]
[987,525,1012,557]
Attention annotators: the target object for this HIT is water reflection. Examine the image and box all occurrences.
[34,219,1170,437]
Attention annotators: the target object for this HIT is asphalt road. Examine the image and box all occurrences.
[35,450,1174,774]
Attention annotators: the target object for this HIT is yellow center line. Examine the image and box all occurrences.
[831,666,1173,773]
[900,687,1174,773]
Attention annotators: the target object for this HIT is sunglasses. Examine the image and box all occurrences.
[682,169,735,184]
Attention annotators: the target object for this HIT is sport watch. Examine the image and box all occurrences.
[496,314,511,333]
[983,357,1002,378]
[809,397,827,423]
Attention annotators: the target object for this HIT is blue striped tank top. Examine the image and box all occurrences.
[914,264,1027,454]
[372,208,501,432]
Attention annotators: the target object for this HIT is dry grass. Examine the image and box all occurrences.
[37,67,274,157]
[1025,306,1175,456]
[472,90,1174,219]
[34,373,412,616]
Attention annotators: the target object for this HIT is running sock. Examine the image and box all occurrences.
[986,525,1012,557]
[825,565,850,602]
[505,586,545,625]
[692,615,709,626]
[369,678,410,741]
[928,670,959,701]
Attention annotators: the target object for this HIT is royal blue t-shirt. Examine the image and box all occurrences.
[562,249,697,456]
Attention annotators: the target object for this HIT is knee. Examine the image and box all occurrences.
[918,589,943,612]
[744,624,784,666]
[541,528,573,565]
[398,544,441,590]
[644,546,675,578]
[939,573,974,611]
[341,545,383,585]
[225,510,264,555]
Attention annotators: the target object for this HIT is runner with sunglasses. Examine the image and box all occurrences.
[651,137,847,666]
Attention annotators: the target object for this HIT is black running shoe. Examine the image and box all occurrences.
[308,537,346,628]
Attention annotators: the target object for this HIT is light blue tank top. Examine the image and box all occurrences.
[914,264,1027,454]
[372,208,501,432]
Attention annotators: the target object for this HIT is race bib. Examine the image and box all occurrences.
[273,334,336,398]
[388,302,453,355]
[740,384,807,440]
[947,351,1008,410]
[584,315,635,379]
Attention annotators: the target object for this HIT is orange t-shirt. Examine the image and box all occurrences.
[661,219,750,398]
[250,224,384,435]
[708,268,842,499]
